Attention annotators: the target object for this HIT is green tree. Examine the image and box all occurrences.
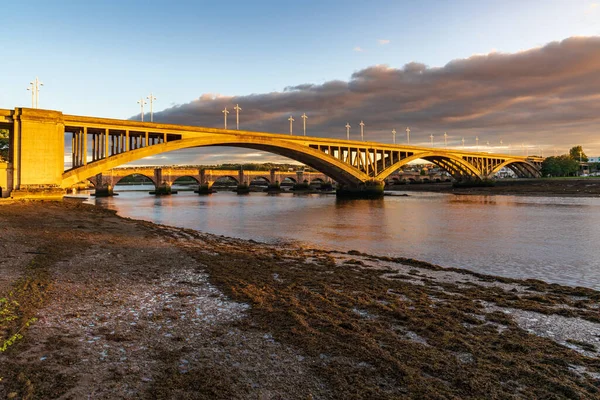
[569,146,588,162]
[541,155,580,177]
[0,129,8,161]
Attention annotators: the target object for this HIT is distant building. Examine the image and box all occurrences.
[588,156,600,163]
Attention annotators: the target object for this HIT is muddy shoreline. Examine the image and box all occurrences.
[387,178,600,197]
[1,200,599,399]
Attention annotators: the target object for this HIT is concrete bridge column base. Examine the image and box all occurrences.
[94,185,114,197]
[336,180,385,199]
[151,183,174,196]
[195,183,215,195]
[235,183,250,194]
[10,187,66,199]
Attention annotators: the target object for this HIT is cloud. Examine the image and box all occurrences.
[136,36,600,165]
[378,39,390,45]
[353,46,364,52]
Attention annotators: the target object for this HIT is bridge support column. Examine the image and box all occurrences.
[93,173,114,197]
[336,180,384,199]
[234,169,250,194]
[9,108,66,198]
[151,168,173,195]
[196,169,215,195]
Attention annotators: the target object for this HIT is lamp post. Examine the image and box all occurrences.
[137,98,147,121]
[27,77,43,108]
[461,137,465,149]
[27,82,34,108]
[430,134,434,147]
[476,136,479,151]
[345,123,351,140]
[288,116,294,135]
[222,107,229,129]
[392,128,396,144]
[359,121,365,141]
[147,93,157,122]
[301,113,308,136]
[34,77,43,108]
[234,104,242,130]
[444,132,448,148]
[405,127,410,144]
[580,151,582,163]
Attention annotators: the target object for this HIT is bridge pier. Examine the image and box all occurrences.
[336,180,385,199]
[151,168,174,195]
[196,169,216,195]
[9,108,66,198]
[93,173,115,197]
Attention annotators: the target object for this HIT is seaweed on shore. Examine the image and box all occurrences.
[180,236,600,399]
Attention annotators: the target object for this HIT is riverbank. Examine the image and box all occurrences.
[388,178,600,197]
[1,200,599,398]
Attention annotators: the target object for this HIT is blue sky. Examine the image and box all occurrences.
[1,0,598,118]
[2,1,600,166]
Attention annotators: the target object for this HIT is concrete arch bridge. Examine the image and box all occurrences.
[0,108,543,197]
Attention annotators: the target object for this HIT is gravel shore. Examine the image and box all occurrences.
[1,200,599,399]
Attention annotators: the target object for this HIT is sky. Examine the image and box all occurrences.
[1,0,599,165]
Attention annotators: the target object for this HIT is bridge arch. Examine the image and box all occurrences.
[249,176,271,185]
[172,175,201,185]
[113,173,157,187]
[488,159,541,178]
[62,136,370,188]
[213,175,239,184]
[376,152,482,181]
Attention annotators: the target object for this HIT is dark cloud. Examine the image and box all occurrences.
[136,36,600,165]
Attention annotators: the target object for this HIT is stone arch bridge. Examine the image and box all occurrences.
[88,167,330,189]
[0,108,543,197]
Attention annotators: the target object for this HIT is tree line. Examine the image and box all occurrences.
[540,146,594,177]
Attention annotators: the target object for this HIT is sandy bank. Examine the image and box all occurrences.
[0,200,599,399]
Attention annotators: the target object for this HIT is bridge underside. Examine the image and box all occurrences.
[63,139,542,189]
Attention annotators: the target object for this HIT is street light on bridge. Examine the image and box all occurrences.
[345,123,351,140]
[288,115,295,135]
[476,136,479,151]
[27,77,43,109]
[359,121,365,141]
[301,113,308,136]
[147,93,157,122]
[405,127,410,145]
[444,132,448,148]
[137,98,147,121]
[430,134,434,147]
[222,107,229,129]
[27,82,34,108]
[392,128,396,144]
[234,104,242,130]
[34,77,43,108]
[461,137,465,149]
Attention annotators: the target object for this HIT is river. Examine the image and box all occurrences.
[89,186,600,290]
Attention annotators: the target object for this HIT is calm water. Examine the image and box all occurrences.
[89,186,600,290]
